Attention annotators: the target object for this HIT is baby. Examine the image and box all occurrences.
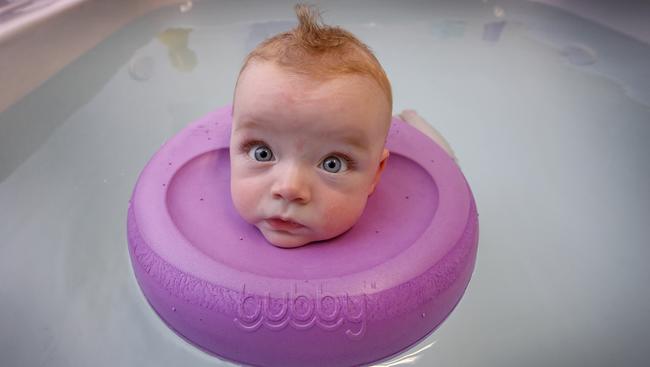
[229,4,456,248]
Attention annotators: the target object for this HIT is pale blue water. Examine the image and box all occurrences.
[1,1,649,366]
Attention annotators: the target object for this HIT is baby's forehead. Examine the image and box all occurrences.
[235,112,377,149]
[243,62,380,96]
[236,114,366,136]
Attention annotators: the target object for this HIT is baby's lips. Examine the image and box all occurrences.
[266,217,305,230]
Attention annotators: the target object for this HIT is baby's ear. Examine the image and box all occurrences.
[368,148,390,196]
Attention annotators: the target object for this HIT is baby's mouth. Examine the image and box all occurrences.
[265,217,304,231]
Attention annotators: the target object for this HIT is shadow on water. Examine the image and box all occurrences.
[0,5,183,183]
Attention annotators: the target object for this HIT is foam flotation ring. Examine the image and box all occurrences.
[127,105,478,367]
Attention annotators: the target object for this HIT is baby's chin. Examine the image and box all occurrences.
[258,227,315,248]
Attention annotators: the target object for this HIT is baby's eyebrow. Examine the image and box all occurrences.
[338,133,369,151]
[234,119,263,132]
[235,119,369,151]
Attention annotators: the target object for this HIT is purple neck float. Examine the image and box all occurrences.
[127,106,479,367]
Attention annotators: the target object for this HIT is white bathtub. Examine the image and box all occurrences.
[1,1,649,366]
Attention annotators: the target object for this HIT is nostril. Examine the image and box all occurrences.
[272,183,310,203]
[271,165,311,203]
[274,190,306,203]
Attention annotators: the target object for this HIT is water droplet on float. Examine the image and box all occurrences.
[421,313,426,318]
[172,306,176,312]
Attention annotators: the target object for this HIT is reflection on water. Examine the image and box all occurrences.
[493,5,505,18]
[431,20,466,40]
[157,27,197,72]
[128,56,155,81]
[372,341,437,367]
[483,20,506,42]
[560,44,598,66]
[179,1,192,13]
[0,0,58,23]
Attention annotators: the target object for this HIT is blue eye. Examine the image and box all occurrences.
[248,144,273,162]
[322,156,347,173]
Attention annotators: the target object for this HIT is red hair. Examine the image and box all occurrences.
[236,3,392,108]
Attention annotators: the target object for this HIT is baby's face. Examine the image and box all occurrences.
[230,61,390,248]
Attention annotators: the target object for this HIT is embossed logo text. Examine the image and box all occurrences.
[234,284,366,339]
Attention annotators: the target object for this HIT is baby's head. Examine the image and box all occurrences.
[230,4,392,248]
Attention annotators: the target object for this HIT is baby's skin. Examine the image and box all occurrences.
[230,61,456,248]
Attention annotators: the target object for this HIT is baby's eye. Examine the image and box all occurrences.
[247,144,274,162]
[321,155,348,173]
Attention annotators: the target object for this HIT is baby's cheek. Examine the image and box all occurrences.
[231,177,261,221]
[320,193,367,235]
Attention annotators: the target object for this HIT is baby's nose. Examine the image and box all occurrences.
[271,164,311,204]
